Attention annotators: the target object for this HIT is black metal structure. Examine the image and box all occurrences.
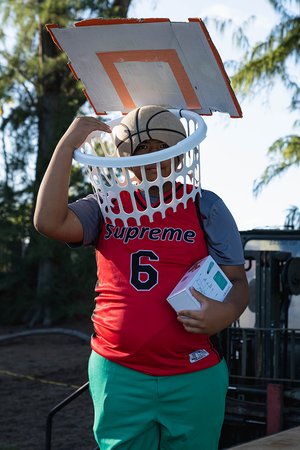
[220,229,300,447]
[45,381,99,450]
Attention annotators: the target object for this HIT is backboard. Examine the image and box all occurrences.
[47,18,242,117]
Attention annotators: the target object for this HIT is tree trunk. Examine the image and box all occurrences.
[30,1,133,325]
[29,23,83,325]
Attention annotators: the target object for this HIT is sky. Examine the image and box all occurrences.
[127,0,299,231]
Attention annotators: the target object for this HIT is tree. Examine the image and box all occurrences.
[231,0,299,198]
[0,0,133,324]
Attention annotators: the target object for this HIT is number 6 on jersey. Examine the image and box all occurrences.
[130,250,159,291]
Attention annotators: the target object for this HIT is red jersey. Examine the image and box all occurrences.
[91,185,222,375]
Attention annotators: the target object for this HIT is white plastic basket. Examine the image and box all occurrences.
[73,110,207,226]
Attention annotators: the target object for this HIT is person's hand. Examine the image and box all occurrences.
[177,287,236,335]
[58,116,112,151]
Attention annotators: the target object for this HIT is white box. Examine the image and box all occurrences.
[167,255,232,312]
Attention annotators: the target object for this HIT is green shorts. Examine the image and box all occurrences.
[88,351,228,450]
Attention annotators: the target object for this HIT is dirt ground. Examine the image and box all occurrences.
[0,318,97,450]
[0,318,276,450]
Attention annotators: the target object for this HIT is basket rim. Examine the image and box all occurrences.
[73,109,207,168]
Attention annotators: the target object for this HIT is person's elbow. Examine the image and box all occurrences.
[33,205,61,238]
[221,264,250,315]
[240,277,250,310]
[34,208,84,243]
[33,210,51,237]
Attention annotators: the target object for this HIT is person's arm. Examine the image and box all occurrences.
[177,264,249,335]
[34,116,111,243]
[177,190,249,334]
[67,195,103,247]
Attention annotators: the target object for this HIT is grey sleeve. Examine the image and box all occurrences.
[200,190,245,265]
[68,194,103,246]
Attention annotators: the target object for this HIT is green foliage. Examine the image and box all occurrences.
[232,6,300,111]
[253,134,300,195]
[0,0,132,324]
[205,15,255,54]
[210,1,299,227]
[230,1,299,203]
[241,2,300,227]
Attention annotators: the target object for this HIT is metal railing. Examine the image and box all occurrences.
[45,381,99,450]
[224,327,300,383]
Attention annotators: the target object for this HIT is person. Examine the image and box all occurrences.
[34,105,249,450]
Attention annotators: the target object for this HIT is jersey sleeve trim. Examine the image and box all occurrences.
[68,194,102,247]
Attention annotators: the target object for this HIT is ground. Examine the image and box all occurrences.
[1,318,282,450]
[0,318,97,450]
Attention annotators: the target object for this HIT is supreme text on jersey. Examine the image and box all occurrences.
[104,223,196,244]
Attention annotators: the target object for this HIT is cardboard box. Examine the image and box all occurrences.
[167,255,232,312]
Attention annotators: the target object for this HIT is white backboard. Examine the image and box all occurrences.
[47,18,242,117]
